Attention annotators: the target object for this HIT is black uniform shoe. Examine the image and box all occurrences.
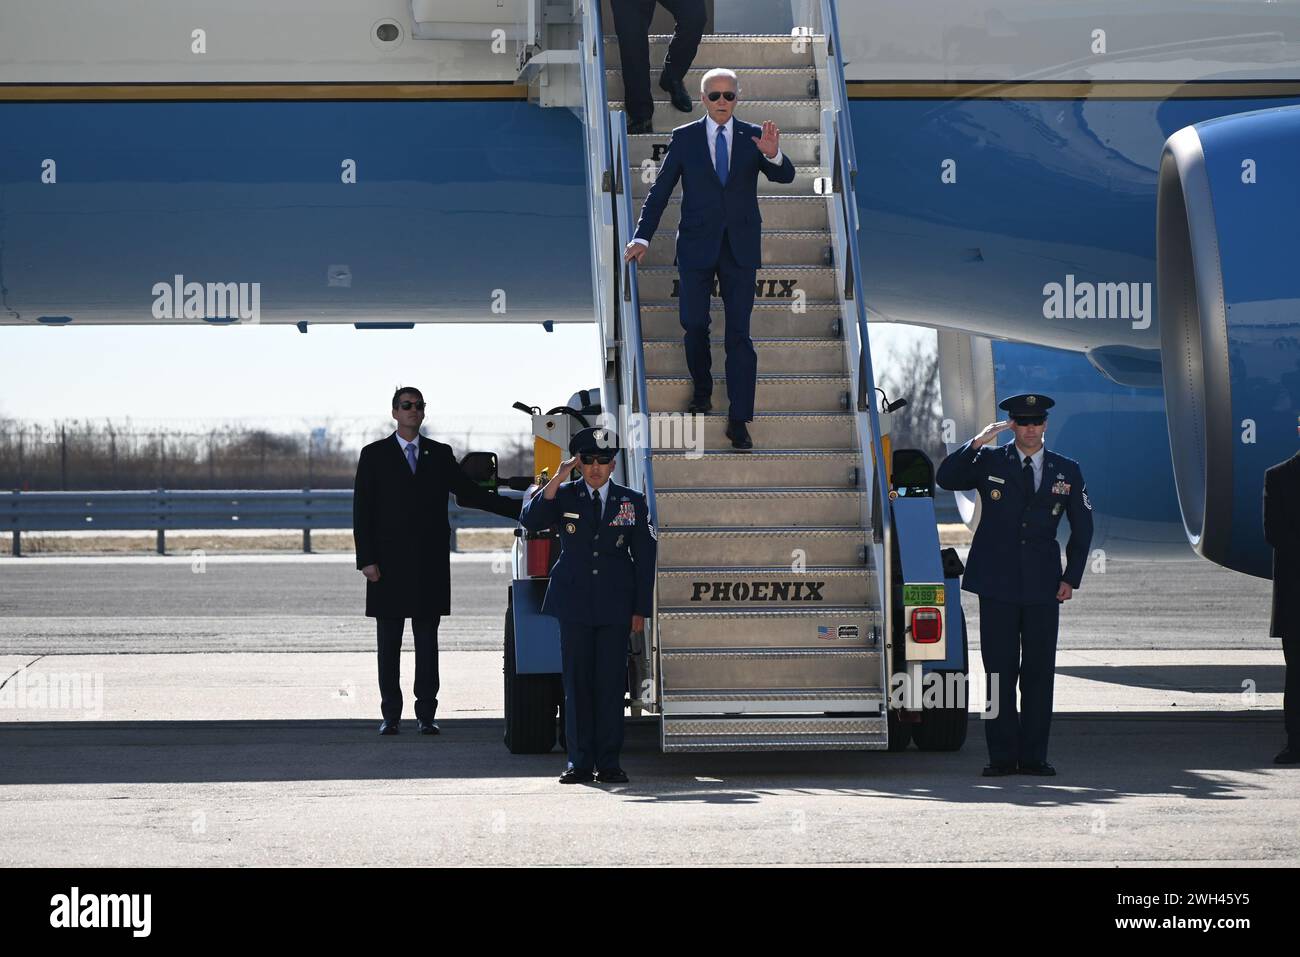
[1275,745,1300,764]
[596,767,630,784]
[725,420,753,450]
[418,720,440,735]
[981,764,1016,777]
[1018,761,1057,776]
[659,72,693,113]
[627,118,654,135]
[378,720,400,735]
[687,397,712,414]
[559,767,595,784]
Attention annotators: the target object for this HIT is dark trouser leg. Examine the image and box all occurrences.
[612,0,657,124]
[559,619,598,771]
[1284,634,1300,745]
[412,616,441,722]
[656,0,707,83]
[978,596,1020,766]
[593,622,630,770]
[716,234,758,421]
[677,261,716,402]
[1017,601,1060,766]
[376,617,405,722]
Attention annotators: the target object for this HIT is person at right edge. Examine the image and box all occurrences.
[1262,452,1300,764]
[936,394,1093,777]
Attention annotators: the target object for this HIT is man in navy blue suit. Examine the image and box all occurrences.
[519,428,657,784]
[936,394,1093,778]
[625,67,797,449]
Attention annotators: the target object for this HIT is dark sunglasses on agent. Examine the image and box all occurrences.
[399,400,426,411]
[1011,416,1045,426]
[705,90,737,101]
[579,453,615,465]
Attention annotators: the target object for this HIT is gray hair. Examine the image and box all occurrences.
[699,68,739,93]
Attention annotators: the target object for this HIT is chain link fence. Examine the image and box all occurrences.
[0,416,534,491]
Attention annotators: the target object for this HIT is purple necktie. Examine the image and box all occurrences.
[406,443,418,474]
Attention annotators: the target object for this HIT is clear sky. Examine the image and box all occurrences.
[1,320,932,449]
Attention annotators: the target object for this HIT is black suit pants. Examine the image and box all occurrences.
[376,616,441,722]
[612,0,707,124]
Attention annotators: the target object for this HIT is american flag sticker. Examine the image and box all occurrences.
[817,626,835,641]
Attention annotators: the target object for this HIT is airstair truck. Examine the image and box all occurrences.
[495,0,968,754]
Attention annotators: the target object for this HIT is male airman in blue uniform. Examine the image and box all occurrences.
[936,394,1093,777]
[519,428,657,784]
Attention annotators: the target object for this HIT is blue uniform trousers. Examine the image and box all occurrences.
[559,619,629,772]
[677,229,758,421]
[979,596,1059,766]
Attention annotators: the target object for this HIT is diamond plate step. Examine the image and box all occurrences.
[628,131,820,167]
[639,230,832,267]
[646,374,849,413]
[638,265,838,302]
[615,99,820,133]
[642,337,844,376]
[632,165,823,198]
[658,602,879,648]
[651,195,829,231]
[647,411,855,450]
[607,67,818,102]
[656,487,864,527]
[657,565,877,608]
[651,449,860,488]
[656,527,867,565]
[661,714,887,751]
[661,644,881,693]
[605,35,819,70]
[639,301,841,339]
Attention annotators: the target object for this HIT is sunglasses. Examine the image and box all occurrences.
[1011,417,1045,426]
[705,90,737,102]
[579,453,615,465]
[398,400,426,411]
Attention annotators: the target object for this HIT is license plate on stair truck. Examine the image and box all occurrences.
[903,582,946,661]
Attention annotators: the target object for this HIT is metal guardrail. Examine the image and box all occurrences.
[3,489,519,556]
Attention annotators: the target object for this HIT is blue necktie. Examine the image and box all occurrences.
[406,443,418,474]
[715,124,728,186]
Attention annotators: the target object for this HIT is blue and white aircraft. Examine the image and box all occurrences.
[2,0,1298,578]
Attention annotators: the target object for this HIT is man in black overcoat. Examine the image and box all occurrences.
[353,386,522,735]
[1263,452,1300,764]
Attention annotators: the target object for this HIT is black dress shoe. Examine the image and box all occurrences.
[418,720,440,735]
[659,73,693,113]
[559,767,595,784]
[596,767,629,784]
[1018,761,1057,776]
[725,420,753,450]
[378,720,400,735]
[981,764,1016,777]
[627,118,654,135]
[687,397,712,414]
[1275,745,1300,764]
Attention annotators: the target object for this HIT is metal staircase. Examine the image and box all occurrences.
[559,1,896,751]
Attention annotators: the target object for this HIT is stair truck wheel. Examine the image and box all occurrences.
[887,707,913,751]
[503,587,559,754]
[911,680,969,751]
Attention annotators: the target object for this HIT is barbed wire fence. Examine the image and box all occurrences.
[0,415,534,491]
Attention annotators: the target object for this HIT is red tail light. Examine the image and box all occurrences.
[525,536,552,578]
[911,607,942,643]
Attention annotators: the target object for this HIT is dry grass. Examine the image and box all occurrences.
[8,528,517,556]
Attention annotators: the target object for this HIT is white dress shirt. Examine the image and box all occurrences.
[631,116,783,249]
[394,431,420,462]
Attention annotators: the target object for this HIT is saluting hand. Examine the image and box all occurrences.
[752,120,780,158]
[972,420,1010,449]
